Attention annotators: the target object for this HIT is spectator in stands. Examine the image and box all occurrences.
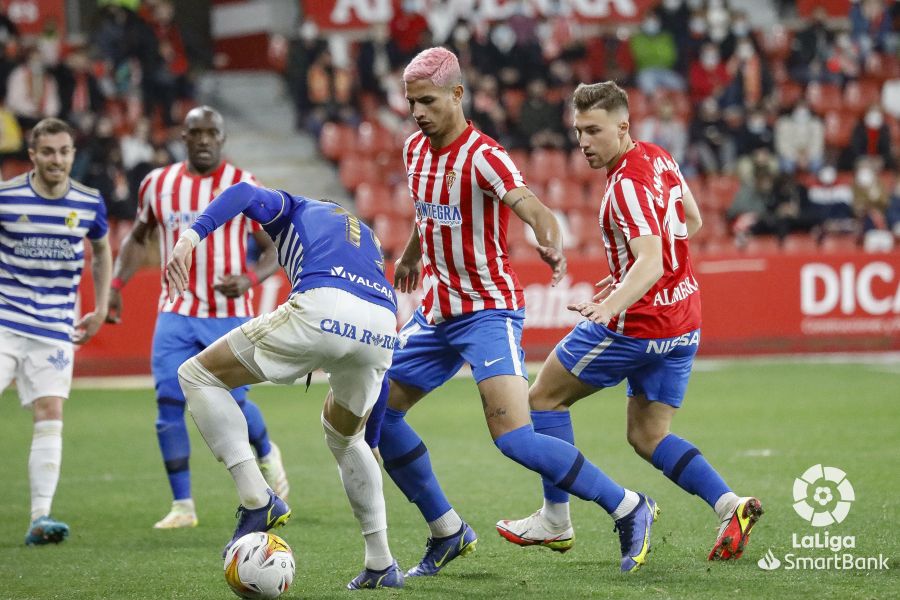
[847,104,896,170]
[656,0,691,73]
[688,43,731,104]
[356,24,391,101]
[5,45,61,129]
[0,100,23,161]
[887,178,900,237]
[681,10,711,71]
[149,1,193,106]
[774,101,825,174]
[629,13,685,94]
[733,108,774,157]
[788,7,834,83]
[806,165,856,235]
[728,162,813,244]
[55,43,105,124]
[850,0,895,55]
[388,1,431,68]
[852,160,890,234]
[0,12,17,103]
[825,30,862,85]
[285,20,326,129]
[515,78,565,150]
[304,49,355,135]
[636,97,687,163]
[687,97,735,175]
[119,117,154,171]
[882,77,900,118]
[720,38,772,109]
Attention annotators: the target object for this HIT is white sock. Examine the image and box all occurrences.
[179,358,262,506]
[428,509,463,539]
[171,498,195,513]
[322,414,392,569]
[714,492,740,520]
[611,489,641,521]
[229,459,270,509]
[541,499,571,528]
[29,420,63,521]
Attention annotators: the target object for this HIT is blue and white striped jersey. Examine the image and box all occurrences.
[0,173,108,342]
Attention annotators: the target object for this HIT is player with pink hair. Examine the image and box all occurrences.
[367,47,660,579]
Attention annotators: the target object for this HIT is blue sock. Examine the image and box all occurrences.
[156,398,191,500]
[364,377,389,449]
[495,425,625,514]
[532,410,574,503]
[238,399,272,458]
[651,434,731,508]
[379,408,452,522]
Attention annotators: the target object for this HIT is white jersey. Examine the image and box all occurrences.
[0,173,108,342]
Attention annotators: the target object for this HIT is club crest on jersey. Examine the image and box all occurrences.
[445,169,457,190]
[65,211,79,229]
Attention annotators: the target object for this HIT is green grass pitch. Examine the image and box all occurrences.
[1,360,898,599]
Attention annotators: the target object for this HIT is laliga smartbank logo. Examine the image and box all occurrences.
[757,465,889,572]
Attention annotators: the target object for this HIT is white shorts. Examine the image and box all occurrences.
[0,328,74,406]
[227,287,397,417]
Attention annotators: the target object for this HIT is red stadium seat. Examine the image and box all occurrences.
[586,177,608,208]
[527,148,568,186]
[742,235,781,254]
[777,81,805,111]
[843,80,882,117]
[372,215,410,259]
[390,183,416,219]
[820,234,859,253]
[624,87,649,122]
[339,156,380,191]
[806,82,843,115]
[782,233,819,253]
[320,122,356,162]
[705,175,741,212]
[356,121,394,158]
[568,148,595,185]
[354,182,392,220]
[824,111,855,149]
[544,178,586,212]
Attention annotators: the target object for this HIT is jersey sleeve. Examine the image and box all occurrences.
[191,183,285,242]
[472,147,526,200]
[607,177,661,241]
[136,171,154,224]
[87,195,109,240]
[241,171,264,232]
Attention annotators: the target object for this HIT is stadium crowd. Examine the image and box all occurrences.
[0,0,201,252]
[285,0,900,257]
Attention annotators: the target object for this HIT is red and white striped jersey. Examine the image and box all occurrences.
[598,141,701,338]
[137,160,262,318]
[404,123,527,323]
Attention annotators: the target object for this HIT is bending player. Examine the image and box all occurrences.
[166,182,403,589]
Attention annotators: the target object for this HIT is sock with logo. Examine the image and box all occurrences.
[379,408,453,522]
[532,410,575,504]
[29,420,63,521]
[156,399,192,501]
[651,434,731,508]
[495,425,626,513]
[237,398,272,458]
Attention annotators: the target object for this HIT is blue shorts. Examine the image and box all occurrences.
[151,312,250,402]
[388,308,527,393]
[555,321,700,408]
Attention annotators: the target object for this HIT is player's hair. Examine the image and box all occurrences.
[403,47,462,88]
[571,81,629,114]
[29,118,75,148]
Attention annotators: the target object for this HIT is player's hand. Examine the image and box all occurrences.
[106,288,122,323]
[393,258,421,294]
[592,275,616,302]
[566,301,615,326]
[214,274,251,298]
[165,237,194,301]
[72,311,106,345]
[537,245,566,286]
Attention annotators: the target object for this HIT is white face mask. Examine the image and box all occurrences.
[732,21,750,37]
[818,166,837,185]
[690,17,707,34]
[490,25,516,53]
[856,167,875,187]
[865,110,884,129]
[663,0,683,10]
[453,26,470,44]
[793,106,811,122]
[701,50,719,67]
[737,42,754,60]
[643,18,661,35]
[748,116,766,133]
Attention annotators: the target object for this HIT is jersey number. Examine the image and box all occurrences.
[332,206,385,273]
[661,185,688,271]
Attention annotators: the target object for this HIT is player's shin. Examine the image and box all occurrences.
[532,410,574,525]
[179,357,267,508]
[29,419,62,521]
[650,434,731,508]
[323,413,393,571]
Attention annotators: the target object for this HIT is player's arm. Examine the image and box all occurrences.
[393,224,422,294]
[74,234,112,344]
[213,230,279,298]
[682,185,703,238]
[568,235,663,325]
[106,216,155,323]
[502,186,566,285]
[166,182,284,299]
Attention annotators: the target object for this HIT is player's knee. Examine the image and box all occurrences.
[528,385,563,411]
[322,412,365,452]
[627,425,662,460]
[177,357,225,391]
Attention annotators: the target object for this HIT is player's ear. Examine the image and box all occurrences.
[452,83,464,105]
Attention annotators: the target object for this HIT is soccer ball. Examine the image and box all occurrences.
[224,531,295,599]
